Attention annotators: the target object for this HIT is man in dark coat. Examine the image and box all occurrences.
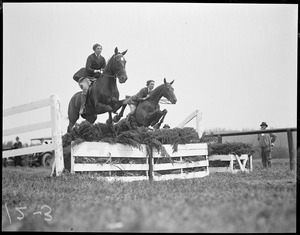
[12,136,23,166]
[257,122,277,168]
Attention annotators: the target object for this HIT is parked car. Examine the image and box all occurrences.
[2,146,29,167]
[28,137,54,167]
[2,147,12,167]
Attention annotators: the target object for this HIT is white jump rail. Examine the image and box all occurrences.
[208,154,253,173]
[71,142,149,182]
[152,143,209,181]
[2,95,64,176]
[71,142,209,182]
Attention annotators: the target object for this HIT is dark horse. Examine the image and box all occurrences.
[67,47,128,132]
[131,78,177,129]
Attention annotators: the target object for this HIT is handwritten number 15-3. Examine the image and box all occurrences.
[5,203,52,223]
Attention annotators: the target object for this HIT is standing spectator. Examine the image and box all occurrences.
[12,136,23,166]
[163,124,170,129]
[257,122,277,168]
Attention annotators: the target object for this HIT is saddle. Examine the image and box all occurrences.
[73,67,98,83]
[73,67,96,95]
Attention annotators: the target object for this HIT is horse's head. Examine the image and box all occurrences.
[104,47,128,84]
[163,78,177,104]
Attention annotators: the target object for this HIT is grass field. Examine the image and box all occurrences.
[2,158,296,232]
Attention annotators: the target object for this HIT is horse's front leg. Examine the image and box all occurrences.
[112,99,128,123]
[106,111,113,125]
[106,111,117,137]
[146,110,165,128]
[151,109,168,129]
[153,109,168,129]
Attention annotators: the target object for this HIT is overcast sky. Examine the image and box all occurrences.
[3,3,298,144]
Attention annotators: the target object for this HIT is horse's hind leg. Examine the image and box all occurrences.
[85,114,97,124]
[68,93,81,132]
[67,113,79,133]
[68,114,96,133]
[67,122,75,133]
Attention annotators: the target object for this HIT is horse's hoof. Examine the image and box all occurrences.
[113,115,121,123]
[153,123,161,129]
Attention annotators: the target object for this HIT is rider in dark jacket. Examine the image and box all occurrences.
[85,44,106,78]
[78,43,106,115]
[126,80,155,120]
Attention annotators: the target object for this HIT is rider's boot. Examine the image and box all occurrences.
[79,92,87,115]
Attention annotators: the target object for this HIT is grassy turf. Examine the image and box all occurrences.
[2,158,296,232]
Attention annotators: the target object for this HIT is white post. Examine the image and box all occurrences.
[196,110,203,138]
[145,154,149,178]
[249,155,253,172]
[50,95,64,176]
[229,155,234,172]
[206,152,210,176]
[71,141,74,174]
[180,156,183,175]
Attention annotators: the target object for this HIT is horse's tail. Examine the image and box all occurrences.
[68,91,81,120]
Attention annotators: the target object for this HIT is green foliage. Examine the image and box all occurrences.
[115,130,142,150]
[62,122,258,170]
[208,142,255,156]
[62,123,202,168]
[62,122,201,154]
[175,127,200,144]
[199,131,218,143]
[62,121,103,146]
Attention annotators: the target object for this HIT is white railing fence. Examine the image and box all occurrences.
[3,95,64,176]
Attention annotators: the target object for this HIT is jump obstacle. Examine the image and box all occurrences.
[71,142,209,182]
[2,95,64,176]
[209,154,253,173]
[3,101,258,179]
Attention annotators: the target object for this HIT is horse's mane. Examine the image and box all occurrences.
[149,83,165,101]
[103,55,115,74]
[104,53,122,74]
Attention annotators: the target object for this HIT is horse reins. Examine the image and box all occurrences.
[159,97,172,104]
[102,53,124,79]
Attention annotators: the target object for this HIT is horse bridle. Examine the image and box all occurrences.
[160,84,174,104]
[103,53,126,79]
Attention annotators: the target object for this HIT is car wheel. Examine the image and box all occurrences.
[41,153,54,167]
[22,155,30,167]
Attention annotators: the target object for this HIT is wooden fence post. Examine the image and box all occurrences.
[249,155,253,172]
[148,147,153,181]
[50,95,64,176]
[217,135,222,143]
[287,129,295,170]
[70,141,74,174]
